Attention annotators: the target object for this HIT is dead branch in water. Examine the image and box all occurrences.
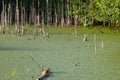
[36,68,51,80]
[30,56,51,80]
[30,56,41,69]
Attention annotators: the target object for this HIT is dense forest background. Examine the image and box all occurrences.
[0,0,120,28]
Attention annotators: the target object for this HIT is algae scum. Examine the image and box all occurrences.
[0,28,120,80]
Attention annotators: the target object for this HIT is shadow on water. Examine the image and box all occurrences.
[0,46,40,51]
[48,71,67,76]
[50,71,68,76]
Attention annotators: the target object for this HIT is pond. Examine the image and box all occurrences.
[0,28,120,80]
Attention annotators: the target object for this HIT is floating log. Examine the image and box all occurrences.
[36,68,51,80]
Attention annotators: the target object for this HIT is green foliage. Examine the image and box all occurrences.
[0,0,120,27]
[87,0,120,26]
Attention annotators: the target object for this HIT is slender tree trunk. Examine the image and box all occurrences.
[61,0,64,27]
[67,0,70,27]
[55,10,58,27]
[1,1,5,34]
[61,10,64,27]
[41,11,46,39]
[74,15,78,39]
[35,0,40,37]
[8,3,12,27]
[67,15,70,27]
[57,0,60,26]
[15,0,20,34]
[46,0,49,26]
[1,11,5,34]
[20,2,26,35]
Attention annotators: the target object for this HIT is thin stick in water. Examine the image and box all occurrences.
[30,56,41,69]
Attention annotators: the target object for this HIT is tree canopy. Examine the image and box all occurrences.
[0,0,120,27]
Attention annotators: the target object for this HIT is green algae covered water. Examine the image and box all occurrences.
[0,27,120,80]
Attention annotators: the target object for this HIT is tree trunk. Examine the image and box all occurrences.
[74,15,78,39]
[8,3,12,27]
[55,10,58,27]
[1,1,5,34]
[15,0,20,34]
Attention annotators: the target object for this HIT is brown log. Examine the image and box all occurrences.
[36,68,51,80]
